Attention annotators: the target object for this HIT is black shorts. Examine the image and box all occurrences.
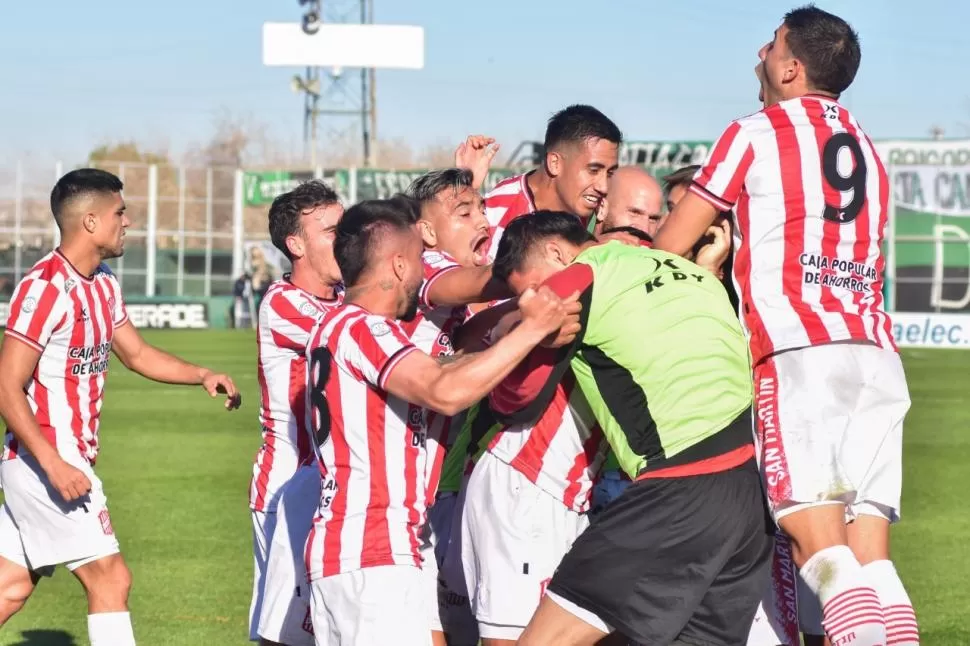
[547,457,773,646]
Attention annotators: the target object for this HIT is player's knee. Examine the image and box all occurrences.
[76,556,133,608]
[0,573,34,623]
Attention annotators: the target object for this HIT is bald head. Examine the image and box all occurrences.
[598,166,664,238]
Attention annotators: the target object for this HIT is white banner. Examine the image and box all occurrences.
[891,312,970,348]
[876,139,970,167]
[893,164,970,216]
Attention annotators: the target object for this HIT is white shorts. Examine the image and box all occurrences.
[310,565,432,646]
[249,508,278,640]
[753,343,910,524]
[461,452,588,641]
[0,456,119,573]
[438,475,479,646]
[257,465,320,646]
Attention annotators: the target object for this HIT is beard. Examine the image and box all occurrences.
[399,281,421,322]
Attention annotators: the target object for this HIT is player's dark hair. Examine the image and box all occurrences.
[268,180,340,261]
[50,168,123,227]
[334,197,419,288]
[662,165,701,192]
[783,4,861,96]
[493,211,594,284]
[404,168,474,211]
[601,226,653,244]
[543,105,623,153]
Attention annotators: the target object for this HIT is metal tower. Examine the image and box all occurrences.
[293,0,377,169]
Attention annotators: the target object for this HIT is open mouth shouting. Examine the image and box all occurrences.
[470,233,490,266]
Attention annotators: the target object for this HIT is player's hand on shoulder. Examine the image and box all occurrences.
[201,370,242,411]
[540,292,582,348]
[517,286,577,339]
[45,458,92,503]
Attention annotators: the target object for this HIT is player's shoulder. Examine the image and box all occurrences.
[484,172,529,202]
[422,249,459,270]
[14,252,72,295]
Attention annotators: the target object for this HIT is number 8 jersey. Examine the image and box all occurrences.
[690,95,896,366]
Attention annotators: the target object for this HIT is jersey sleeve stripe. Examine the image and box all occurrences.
[419,265,460,308]
[688,182,733,212]
[377,346,419,391]
[693,121,753,208]
[3,328,44,353]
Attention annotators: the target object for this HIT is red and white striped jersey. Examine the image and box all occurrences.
[399,249,470,506]
[488,371,607,513]
[484,172,537,262]
[2,251,127,466]
[481,174,607,510]
[250,276,342,513]
[304,305,428,579]
[690,95,895,366]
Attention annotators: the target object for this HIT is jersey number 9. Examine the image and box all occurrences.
[821,131,868,225]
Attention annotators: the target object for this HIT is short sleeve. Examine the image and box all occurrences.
[109,277,128,328]
[690,121,755,211]
[346,316,419,390]
[4,278,67,352]
[420,251,461,308]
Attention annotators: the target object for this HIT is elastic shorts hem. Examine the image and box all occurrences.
[545,586,615,637]
[477,621,526,641]
[64,548,121,572]
[774,499,897,524]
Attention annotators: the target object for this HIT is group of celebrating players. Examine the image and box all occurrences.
[0,4,921,646]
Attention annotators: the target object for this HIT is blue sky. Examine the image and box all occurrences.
[1,0,967,167]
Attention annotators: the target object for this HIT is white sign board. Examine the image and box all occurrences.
[891,312,970,349]
[262,23,425,69]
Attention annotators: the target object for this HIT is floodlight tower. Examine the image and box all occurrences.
[264,1,424,169]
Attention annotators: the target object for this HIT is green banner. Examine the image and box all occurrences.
[243,170,349,207]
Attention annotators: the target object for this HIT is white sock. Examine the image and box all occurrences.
[88,611,136,646]
[800,545,885,646]
[863,560,919,645]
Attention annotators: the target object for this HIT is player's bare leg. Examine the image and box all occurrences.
[848,515,919,645]
[432,629,448,646]
[779,505,887,645]
[517,596,608,646]
[482,638,515,646]
[73,553,135,646]
[0,557,39,624]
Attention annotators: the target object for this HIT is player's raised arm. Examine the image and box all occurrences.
[385,285,575,416]
[654,121,753,257]
[423,263,511,307]
[111,321,241,410]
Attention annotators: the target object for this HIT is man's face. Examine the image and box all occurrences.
[395,225,426,322]
[550,137,619,220]
[757,25,794,107]
[93,192,130,259]
[420,185,490,267]
[298,203,344,285]
[602,178,664,238]
[505,238,578,296]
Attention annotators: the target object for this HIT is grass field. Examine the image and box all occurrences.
[0,330,966,645]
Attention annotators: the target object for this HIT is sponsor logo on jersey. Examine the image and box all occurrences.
[22,297,36,314]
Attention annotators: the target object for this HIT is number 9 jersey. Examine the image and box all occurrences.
[689,95,896,366]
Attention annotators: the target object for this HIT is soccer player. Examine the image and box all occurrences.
[653,6,917,645]
[593,166,665,240]
[491,211,771,646]
[0,169,240,646]
[402,168,503,646]
[250,180,345,646]
[483,104,622,262]
[302,199,575,646]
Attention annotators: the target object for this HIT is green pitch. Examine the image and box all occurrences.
[0,331,966,645]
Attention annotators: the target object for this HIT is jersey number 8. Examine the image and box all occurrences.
[821,131,868,225]
[308,346,333,447]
